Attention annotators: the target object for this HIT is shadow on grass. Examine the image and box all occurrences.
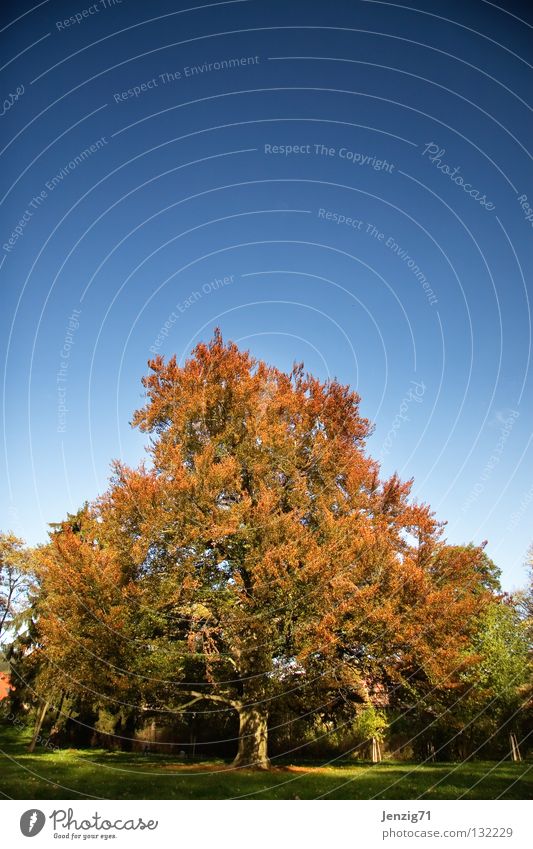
[1,722,531,800]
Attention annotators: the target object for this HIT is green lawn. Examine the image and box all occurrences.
[1,723,531,800]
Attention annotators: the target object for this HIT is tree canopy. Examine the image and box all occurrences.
[6,332,529,767]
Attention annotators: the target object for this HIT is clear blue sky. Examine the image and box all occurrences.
[1,0,532,590]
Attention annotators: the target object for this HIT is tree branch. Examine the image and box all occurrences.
[177,690,241,710]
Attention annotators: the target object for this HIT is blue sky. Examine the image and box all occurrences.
[1,0,532,590]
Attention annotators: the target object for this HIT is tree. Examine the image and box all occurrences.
[454,599,530,759]
[31,510,138,744]
[0,532,30,641]
[513,548,533,753]
[515,546,533,633]
[469,602,529,703]
[82,330,495,768]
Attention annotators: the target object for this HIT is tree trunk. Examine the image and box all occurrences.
[28,700,49,753]
[510,732,522,762]
[232,703,270,770]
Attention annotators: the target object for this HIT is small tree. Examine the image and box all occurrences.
[0,532,30,641]
[353,704,388,760]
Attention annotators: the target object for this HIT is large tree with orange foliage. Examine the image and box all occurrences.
[50,329,491,769]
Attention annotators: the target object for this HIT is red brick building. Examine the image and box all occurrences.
[0,656,11,700]
[0,672,11,700]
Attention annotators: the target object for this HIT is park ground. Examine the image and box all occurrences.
[0,723,531,800]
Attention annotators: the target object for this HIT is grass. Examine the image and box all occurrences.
[1,722,531,800]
